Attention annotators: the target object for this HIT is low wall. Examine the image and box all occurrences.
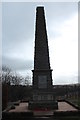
[54,110,80,117]
[2,100,80,120]
[2,112,34,120]
[54,99,80,117]
[65,100,80,110]
[58,99,80,110]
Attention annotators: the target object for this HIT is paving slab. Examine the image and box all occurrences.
[8,101,78,116]
[56,102,78,111]
[9,103,29,112]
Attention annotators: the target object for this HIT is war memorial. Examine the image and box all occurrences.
[28,6,58,110]
[2,6,80,120]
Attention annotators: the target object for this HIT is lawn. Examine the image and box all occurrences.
[67,98,80,108]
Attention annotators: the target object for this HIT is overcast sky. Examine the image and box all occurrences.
[2,2,78,85]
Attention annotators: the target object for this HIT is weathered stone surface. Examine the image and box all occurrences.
[33,7,52,90]
[29,6,58,110]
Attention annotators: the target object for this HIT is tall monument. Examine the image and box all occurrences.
[29,6,58,110]
[33,7,52,90]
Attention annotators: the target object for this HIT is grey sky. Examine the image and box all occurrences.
[2,2,78,85]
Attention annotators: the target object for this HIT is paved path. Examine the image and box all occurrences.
[9,103,29,112]
[56,102,78,111]
[9,101,78,115]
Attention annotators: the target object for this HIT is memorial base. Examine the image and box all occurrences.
[28,100,58,110]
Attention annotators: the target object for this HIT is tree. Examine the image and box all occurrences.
[2,66,11,84]
[2,66,23,85]
[2,65,32,86]
[11,73,23,85]
[23,75,31,86]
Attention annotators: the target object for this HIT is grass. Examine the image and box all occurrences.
[67,98,80,107]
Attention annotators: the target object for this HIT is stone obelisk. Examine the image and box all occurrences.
[29,6,58,110]
[33,6,52,90]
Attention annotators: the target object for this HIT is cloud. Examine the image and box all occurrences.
[2,2,78,84]
[3,38,34,61]
[53,75,78,85]
[2,55,33,71]
[49,13,78,77]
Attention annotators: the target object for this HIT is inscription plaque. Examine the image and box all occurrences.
[38,75,47,88]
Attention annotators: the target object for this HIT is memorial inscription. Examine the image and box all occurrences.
[38,75,47,88]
